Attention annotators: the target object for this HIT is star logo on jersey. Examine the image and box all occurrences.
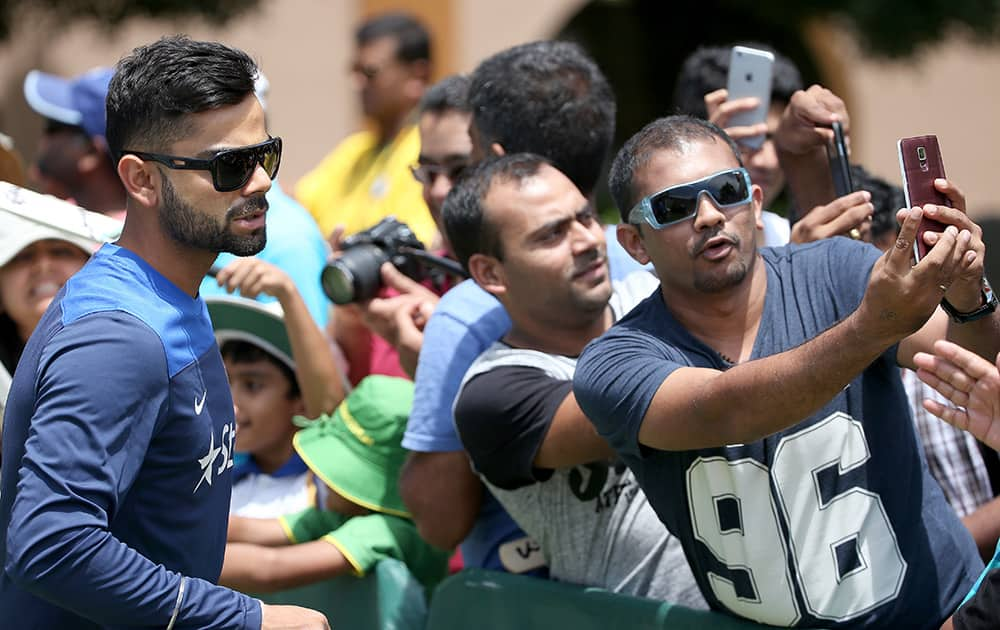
[194,430,221,493]
[194,391,207,415]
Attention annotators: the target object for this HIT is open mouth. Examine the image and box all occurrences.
[698,236,735,261]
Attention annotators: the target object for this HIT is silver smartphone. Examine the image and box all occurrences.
[725,46,775,150]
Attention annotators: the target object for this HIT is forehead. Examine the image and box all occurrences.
[223,353,285,375]
[633,137,741,200]
[14,238,88,257]
[418,110,472,159]
[167,94,267,155]
[484,164,585,233]
[357,36,399,63]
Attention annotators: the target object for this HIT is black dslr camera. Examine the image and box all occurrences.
[321,216,466,305]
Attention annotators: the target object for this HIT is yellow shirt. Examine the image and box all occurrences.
[294,125,436,247]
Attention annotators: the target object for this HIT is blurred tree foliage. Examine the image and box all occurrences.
[0,0,261,41]
[751,0,1000,58]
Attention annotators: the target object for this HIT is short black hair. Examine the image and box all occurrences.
[468,41,615,198]
[442,153,552,271]
[356,12,431,63]
[106,35,258,158]
[609,115,744,222]
[220,339,300,400]
[851,164,905,242]
[673,44,804,119]
[418,74,470,116]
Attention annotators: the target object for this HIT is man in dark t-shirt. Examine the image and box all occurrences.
[573,110,998,628]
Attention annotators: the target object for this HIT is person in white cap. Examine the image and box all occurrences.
[0,206,96,428]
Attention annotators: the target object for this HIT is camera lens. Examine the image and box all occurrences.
[321,244,389,304]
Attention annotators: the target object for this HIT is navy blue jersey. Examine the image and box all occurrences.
[0,244,261,629]
[574,238,982,629]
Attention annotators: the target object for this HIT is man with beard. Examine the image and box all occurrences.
[0,36,328,629]
[574,113,995,628]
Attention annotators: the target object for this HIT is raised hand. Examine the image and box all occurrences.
[914,340,1000,452]
[774,85,848,156]
[790,190,873,244]
[214,258,295,302]
[704,88,769,147]
[859,205,968,343]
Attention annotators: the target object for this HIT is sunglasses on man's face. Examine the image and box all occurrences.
[409,161,469,186]
[122,136,282,193]
[628,167,752,230]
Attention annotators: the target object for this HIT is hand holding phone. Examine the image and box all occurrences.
[897,135,950,262]
[725,46,774,150]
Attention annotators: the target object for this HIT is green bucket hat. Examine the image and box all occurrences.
[205,295,294,371]
[293,375,414,517]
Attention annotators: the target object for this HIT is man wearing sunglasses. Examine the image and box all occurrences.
[574,115,997,628]
[0,36,327,629]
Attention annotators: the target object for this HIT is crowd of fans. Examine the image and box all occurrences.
[2,10,1000,630]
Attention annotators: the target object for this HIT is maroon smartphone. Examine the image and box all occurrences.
[897,135,950,262]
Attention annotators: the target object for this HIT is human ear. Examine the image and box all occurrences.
[752,184,764,230]
[468,253,506,298]
[617,223,650,265]
[117,154,158,208]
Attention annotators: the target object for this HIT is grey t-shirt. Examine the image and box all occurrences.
[455,272,705,607]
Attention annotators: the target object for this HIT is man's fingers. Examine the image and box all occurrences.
[934,178,967,213]
[922,398,970,432]
[934,339,999,382]
[380,262,424,293]
[327,224,346,253]
[915,361,975,400]
[725,123,769,140]
[887,207,922,268]
[704,88,728,109]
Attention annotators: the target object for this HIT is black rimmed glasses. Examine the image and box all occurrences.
[122,136,282,193]
[409,161,469,186]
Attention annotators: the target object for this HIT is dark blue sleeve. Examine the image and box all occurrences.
[5,313,261,629]
[574,324,680,460]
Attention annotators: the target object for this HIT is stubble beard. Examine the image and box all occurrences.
[159,176,267,256]
[691,231,753,293]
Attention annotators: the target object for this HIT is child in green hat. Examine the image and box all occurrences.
[222,374,449,592]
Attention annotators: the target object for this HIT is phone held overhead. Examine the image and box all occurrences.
[897,134,950,262]
[725,46,774,150]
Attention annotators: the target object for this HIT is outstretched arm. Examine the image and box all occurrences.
[221,540,351,593]
[636,207,971,450]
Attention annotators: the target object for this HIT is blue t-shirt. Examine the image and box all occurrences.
[574,238,982,629]
[1,244,261,629]
[199,181,331,327]
[404,225,645,572]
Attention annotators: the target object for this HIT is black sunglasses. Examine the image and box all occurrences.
[122,136,282,193]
